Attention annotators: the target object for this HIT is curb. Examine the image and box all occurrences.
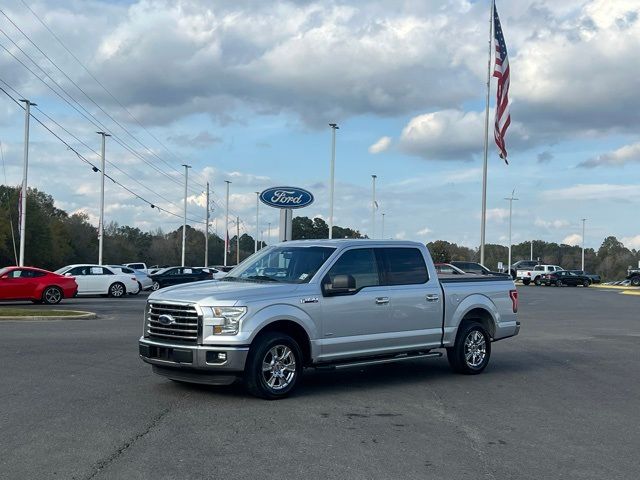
[0,310,97,321]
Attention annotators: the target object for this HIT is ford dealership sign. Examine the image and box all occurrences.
[260,187,314,209]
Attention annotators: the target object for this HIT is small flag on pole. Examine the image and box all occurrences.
[493,4,511,164]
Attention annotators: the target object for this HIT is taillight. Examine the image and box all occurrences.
[526,272,531,276]
[509,289,518,313]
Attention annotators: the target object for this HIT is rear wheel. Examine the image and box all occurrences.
[631,277,640,287]
[534,277,542,286]
[42,286,62,305]
[555,279,562,287]
[245,332,303,399]
[108,282,126,298]
[523,279,531,286]
[447,321,491,375]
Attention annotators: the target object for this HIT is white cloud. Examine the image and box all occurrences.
[443,167,483,183]
[541,184,640,202]
[562,234,582,246]
[534,218,570,229]
[485,208,510,223]
[579,142,640,168]
[394,231,406,240]
[416,227,432,236]
[368,136,391,154]
[621,235,640,250]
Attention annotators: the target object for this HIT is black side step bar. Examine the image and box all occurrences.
[315,351,442,371]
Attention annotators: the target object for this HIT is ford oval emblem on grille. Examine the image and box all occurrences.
[158,314,175,326]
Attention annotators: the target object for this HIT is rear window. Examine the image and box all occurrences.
[380,248,429,285]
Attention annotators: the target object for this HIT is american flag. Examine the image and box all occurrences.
[493,4,511,164]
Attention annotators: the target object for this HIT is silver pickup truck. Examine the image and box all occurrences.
[139,240,520,399]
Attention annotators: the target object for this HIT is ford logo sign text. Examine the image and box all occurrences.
[259,187,314,209]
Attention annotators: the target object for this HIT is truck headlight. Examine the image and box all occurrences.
[203,306,247,335]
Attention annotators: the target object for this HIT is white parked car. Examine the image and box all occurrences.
[108,265,154,292]
[54,264,140,297]
[198,267,227,280]
[124,262,149,274]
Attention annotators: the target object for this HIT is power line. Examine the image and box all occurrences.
[1,5,209,192]
[0,30,203,196]
[0,84,206,225]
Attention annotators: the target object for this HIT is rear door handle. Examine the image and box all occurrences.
[375,297,390,305]
[426,294,440,302]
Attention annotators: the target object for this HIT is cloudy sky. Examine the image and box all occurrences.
[0,0,639,252]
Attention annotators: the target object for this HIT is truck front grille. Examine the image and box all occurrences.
[146,302,200,344]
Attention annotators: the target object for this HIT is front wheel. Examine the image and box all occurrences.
[151,281,160,291]
[631,277,640,287]
[244,332,303,399]
[42,286,63,304]
[447,322,491,375]
[583,280,590,287]
[555,279,562,287]
[534,277,542,286]
[108,282,126,298]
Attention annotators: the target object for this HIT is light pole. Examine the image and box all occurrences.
[581,218,587,271]
[328,123,339,239]
[180,165,191,267]
[267,222,271,246]
[530,240,533,261]
[381,213,386,239]
[371,175,377,239]
[204,182,210,267]
[224,180,231,266]
[504,190,519,274]
[97,131,110,265]
[255,192,260,253]
[18,99,35,266]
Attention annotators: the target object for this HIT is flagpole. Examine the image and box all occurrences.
[480,0,495,266]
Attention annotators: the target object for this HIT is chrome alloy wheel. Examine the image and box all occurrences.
[464,330,487,368]
[262,345,297,390]
[44,288,61,304]
[110,283,125,297]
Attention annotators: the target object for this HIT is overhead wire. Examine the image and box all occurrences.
[1,5,209,192]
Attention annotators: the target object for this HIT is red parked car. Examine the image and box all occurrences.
[0,266,78,304]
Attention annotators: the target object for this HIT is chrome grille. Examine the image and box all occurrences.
[146,302,200,344]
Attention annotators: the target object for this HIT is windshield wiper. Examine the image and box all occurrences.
[244,275,280,282]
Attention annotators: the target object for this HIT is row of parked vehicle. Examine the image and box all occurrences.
[0,262,234,305]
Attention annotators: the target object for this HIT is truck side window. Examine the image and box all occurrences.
[380,248,429,285]
[326,248,380,290]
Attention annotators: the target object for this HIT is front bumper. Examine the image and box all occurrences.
[139,337,249,385]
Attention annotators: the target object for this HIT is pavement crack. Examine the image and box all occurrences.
[81,404,173,480]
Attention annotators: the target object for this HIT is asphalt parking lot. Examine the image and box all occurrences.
[1,286,639,480]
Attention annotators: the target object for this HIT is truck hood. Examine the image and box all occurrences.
[148,279,302,304]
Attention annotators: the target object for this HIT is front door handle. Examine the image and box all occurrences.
[426,294,440,302]
[375,297,390,305]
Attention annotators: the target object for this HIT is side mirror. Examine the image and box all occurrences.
[322,274,356,296]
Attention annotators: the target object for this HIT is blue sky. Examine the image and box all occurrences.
[0,0,639,252]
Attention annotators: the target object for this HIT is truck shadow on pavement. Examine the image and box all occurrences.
[169,354,534,399]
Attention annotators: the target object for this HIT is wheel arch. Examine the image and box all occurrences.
[250,319,313,366]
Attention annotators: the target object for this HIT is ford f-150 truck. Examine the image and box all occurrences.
[139,240,520,399]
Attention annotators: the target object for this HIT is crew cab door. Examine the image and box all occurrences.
[319,247,391,361]
[377,247,443,349]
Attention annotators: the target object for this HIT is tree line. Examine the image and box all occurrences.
[1,186,638,280]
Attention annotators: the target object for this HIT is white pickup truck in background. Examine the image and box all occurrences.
[517,264,564,285]
[139,240,520,399]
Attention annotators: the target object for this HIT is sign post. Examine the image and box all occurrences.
[259,186,314,243]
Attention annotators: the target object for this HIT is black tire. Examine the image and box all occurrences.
[244,332,303,399]
[523,279,531,286]
[447,321,492,375]
[151,281,160,291]
[583,280,590,287]
[631,277,640,287]
[534,277,542,286]
[555,279,562,287]
[108,282,126,298]
[42,286,63,305]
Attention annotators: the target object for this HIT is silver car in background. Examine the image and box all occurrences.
[108,265,153,293]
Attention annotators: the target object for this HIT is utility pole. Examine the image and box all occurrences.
[504,189,519,274]
[371,175,377,239]
[97,131,110,265]
[581,218,587,271]
[224,180,231,266]
[255,192,260,253]
[530,240,533,261]
[236,216,240,265]
[181,164,191,267]
[204,182,210,267]
[328,123,339,239]
[18,99,35,266]
[267,222,271,246]
[381,213,386,239]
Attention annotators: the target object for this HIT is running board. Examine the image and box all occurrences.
[315,351,442,371]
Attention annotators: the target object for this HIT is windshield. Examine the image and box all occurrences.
[225,246,336,283]
[0,267,9,276]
